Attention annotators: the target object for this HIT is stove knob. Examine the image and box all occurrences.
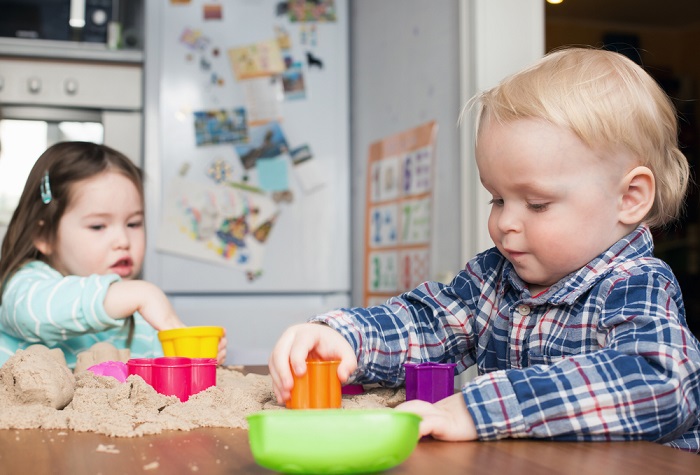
[28,77,41,94]
[65,78,79,95]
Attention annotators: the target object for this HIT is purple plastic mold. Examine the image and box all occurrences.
[404,362,457,403]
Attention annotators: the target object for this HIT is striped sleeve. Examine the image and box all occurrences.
[1,262,125,347]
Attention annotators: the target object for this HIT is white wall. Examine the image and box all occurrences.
[349,0,463,305]
[463,0,545,259]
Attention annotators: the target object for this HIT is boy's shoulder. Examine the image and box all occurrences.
[606,254,679,286]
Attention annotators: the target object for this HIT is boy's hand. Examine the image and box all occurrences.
[217,329,228,365]
[395,393,478,441]
[268,322,357,405]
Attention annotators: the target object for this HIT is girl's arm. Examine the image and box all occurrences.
[103,280,184,330]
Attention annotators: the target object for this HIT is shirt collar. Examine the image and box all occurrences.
[501,225,655,304]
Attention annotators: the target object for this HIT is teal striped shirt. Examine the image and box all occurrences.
[0,261,162,368]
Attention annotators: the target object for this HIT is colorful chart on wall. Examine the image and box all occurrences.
[363,121,437,306]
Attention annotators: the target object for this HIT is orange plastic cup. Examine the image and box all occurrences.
[286,359,342,409]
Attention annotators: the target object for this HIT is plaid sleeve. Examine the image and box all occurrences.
[463,269,700,444]
[310,265,487,386]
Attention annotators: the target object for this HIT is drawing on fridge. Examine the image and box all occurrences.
[143,0,350,365]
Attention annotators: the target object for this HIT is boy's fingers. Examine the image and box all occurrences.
[337,347,357,381]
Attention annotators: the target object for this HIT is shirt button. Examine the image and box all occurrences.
[516,305,531,316]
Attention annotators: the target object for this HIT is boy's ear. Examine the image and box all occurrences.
[33,221,52,256]
[619,166,655,225]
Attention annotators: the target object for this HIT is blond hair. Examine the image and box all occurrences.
[469,47,689,228]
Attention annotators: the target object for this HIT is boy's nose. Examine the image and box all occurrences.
[497,206,522,233]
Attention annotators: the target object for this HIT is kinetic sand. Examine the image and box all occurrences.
[0,344,405,437]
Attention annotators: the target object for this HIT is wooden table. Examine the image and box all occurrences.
[0,367,698,474]
[0,428,698,475]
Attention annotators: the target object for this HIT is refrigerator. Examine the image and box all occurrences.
[143,0,350,365]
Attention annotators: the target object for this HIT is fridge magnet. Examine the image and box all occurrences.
[157,177,279,273]
[210,72,225,86]
[272,190,294,203]
[203,3,223,20]
[275,1,288,16]
[281,62,306,100]
[310,24,317,47]
[234,121,289,170]
[242,77,284,124]
[290,144,313,164]
[306,51,323,69]
[229,180,264,194]
[178,162,191,177]
[193,108,248,146]
[300,24,308,46]
[180,28,210,51]
[207,158,233,184]
[275,26,291,51]
[228,39,286,81]
[252,213,279,243]
[256,156,290,192]
[288,0,337,23]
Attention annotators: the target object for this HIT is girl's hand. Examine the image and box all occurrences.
[268,322,357,405]
[395,393,478,441]
[217,329,228,365]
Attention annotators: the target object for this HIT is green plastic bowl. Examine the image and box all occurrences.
[247,409,421,474]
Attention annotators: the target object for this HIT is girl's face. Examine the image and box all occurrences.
[37,171,145,280]
[476,118,636,295]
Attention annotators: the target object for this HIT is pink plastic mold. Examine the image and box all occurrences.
[126,356,217,402]
[86,361,129,382]
[403,362,457,403]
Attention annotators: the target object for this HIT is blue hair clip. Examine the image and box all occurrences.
[40,171,52,204]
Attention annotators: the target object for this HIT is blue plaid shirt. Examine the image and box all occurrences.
[312,226,700,452]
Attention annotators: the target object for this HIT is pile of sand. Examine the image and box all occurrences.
[0,345,405,437]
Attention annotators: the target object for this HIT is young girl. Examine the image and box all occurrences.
[0,142,226,367]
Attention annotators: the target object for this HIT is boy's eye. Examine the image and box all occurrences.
[89,224,106,231]
[527,203,549,212]
[128,220,144,229]
[488,198,504,207]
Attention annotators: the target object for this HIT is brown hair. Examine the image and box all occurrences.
[0,142,144,302]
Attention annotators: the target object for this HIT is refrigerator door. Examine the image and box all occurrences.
[144,0,349,294]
